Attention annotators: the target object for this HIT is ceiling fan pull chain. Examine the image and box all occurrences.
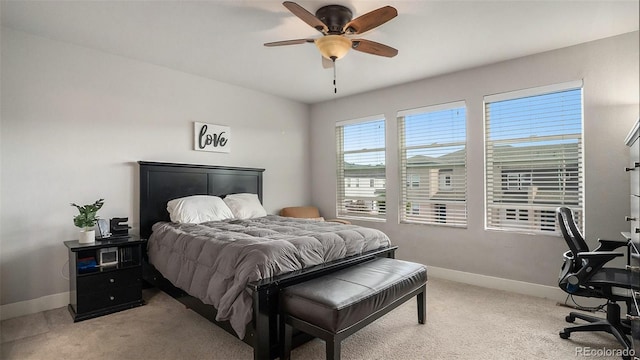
[333,58,337,93]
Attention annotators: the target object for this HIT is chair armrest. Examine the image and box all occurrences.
[574,251,624,282]
[576,251,623,261]
[594,239,629,252]
[576,251,623,272]
[326,218,351,225]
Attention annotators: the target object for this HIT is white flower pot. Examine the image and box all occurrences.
[79,229,95,244]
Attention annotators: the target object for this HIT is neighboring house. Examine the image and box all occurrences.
[343,141,580,232]
[487,142,581,231]
[403,152,466,224]
[342,163,386,215]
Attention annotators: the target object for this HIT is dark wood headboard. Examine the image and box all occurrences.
[138,161,265,239]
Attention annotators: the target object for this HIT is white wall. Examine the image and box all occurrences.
[310,32,640,288]
[0,28,310,306]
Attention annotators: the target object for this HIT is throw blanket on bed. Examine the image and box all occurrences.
[147,215,391,339]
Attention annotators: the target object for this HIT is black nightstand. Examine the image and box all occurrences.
[64,236,145,322]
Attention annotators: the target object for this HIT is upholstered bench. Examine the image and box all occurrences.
[280,257,427,360]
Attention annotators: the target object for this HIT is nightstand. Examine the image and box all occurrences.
[64,236,145,322]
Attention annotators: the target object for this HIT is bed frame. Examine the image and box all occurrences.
[138,161,397,360]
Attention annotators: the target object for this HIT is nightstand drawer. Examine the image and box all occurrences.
[77,267,141,293]
[76,285,141,314]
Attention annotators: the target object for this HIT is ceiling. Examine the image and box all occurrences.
[1,1,638,104]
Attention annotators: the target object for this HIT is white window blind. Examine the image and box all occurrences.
[484,82,583,233]
[336,117,386,221]
[399,102,467,226]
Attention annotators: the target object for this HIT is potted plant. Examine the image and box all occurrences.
[71,199,104,244]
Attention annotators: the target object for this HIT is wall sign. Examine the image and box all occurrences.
[194,122,230,153]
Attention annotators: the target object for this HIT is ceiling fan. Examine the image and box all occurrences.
[264,1,399,67]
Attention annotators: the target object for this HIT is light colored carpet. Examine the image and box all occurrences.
[0,278,625,360]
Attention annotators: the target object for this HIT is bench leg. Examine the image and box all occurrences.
[326,337,341,360]
[281,323,292,360]
[417,284,426,324]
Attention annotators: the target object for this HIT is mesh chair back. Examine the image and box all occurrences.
[556,207,589,256]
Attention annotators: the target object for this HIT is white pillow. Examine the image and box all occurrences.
[167,195,234,224]
[223,193,267,219]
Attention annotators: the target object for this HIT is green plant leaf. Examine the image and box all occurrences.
[71,199,104,229]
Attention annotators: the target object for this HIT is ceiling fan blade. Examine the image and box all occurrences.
[322,56,334,69]
[264,38,315,47]
[351,39,398,57]
[283,1,328,34]
[343,5,397,34]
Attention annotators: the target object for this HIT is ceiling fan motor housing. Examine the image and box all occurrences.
[315,5,353,34]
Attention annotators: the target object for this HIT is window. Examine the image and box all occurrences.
[434,204,446,223]
[406,174,420,188]
[336,116,386,221]
[399,101,467,226]
[438,169,453,191]
[504,172,531,191]
[484,81,583,233]
[539,210,556,232]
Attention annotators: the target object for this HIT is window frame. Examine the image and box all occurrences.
[336,115,387,222]
[398,101,468,227]
[483,80,584,234]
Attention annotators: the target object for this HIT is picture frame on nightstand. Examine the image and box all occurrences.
[96,219,110,239]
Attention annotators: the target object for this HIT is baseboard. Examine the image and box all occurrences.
[0,268,594,321]
[0,292,70,320]
[427,266,568,303]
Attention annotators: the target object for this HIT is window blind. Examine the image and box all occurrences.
[398,102,467,226]
[484,82,583,233]
[336,117,386,221]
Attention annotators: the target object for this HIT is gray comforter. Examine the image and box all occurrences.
[147,215,391,339]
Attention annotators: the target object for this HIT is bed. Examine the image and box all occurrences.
[138,161,397,360]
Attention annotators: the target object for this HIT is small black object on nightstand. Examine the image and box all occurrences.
[110,217,131,238]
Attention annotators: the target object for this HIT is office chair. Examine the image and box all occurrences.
[556,206,636,354]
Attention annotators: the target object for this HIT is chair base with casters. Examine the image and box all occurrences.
[559,300,632,354]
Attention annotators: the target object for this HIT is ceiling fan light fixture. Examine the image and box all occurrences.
[315,35,352,61]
